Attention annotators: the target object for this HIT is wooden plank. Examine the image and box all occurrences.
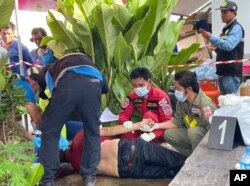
[169,131,244,186]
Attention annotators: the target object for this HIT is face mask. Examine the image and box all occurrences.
[175,89,187,102]
[134,86,149,97]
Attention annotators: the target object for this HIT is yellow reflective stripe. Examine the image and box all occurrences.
[184,115,189,124]
[184,115,198,128]
[189,119,198,128]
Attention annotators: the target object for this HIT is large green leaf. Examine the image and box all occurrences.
[113,32,132,73]
[112,4,132,31]
[45,39,71,58]
[72,19,96,62]
[47,10,81,53]
[151,49,172,72]
[0,0,15,29]
[93,3,118,68]
[112,74,132,103]
[138,0,173,55]
[75,0,98,26]
[26,163,44,186]
[126,0,147,14]
[169,43,200,66]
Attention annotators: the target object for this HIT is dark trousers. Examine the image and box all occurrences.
[118,139,186,179]
[39,72,102,183]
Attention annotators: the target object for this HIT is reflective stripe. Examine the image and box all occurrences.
[184,115,198,128]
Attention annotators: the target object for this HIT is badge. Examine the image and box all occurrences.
[146,100,158,110]
[191,106,201,115]
[133,98,143,107]
[159,98,172,115]
[121,98,130,109]
[203,106,212,119]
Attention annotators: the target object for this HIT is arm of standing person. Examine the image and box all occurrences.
[199,24,243,51]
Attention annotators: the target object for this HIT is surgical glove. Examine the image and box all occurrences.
[140,132,156,142]
[33,136,41,148]
[140,125,153,132]
[148,132,156,140]
[59,136,69,151]
[123,121,133,129]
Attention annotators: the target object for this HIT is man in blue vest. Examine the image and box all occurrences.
[199,0,244,95]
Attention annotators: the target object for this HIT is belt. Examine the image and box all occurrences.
[127,140,136,176]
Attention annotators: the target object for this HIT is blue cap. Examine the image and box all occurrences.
[215,1,238,12]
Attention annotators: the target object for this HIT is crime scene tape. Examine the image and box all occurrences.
[162,58,250,69]
[5,58,250,70]
[5,61,43,69]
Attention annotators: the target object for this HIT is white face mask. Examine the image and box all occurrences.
[134,86,149,97]
[174,89,187,102]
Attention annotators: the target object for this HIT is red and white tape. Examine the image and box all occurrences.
[162,58,250,69]
[5,61,43,69]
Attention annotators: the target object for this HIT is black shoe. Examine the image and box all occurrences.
[84,175,96,186]
[39,180,55,186]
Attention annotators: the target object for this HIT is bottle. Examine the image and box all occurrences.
[240,146,250,170]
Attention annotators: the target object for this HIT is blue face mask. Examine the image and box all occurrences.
[175,89,187,102]
[134,86,149,97]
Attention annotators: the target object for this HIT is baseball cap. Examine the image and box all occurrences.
[29,73,48,100]
[216,1,238,12]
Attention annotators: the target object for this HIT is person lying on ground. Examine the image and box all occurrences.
[37,123,186,179]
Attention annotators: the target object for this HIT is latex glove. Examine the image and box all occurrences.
[140,132,156,142]
[33,136,41,148]
[59,136,69,151]
[123,121,133,129]
[140,124,152,132]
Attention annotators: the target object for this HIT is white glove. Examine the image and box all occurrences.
[140,132,156,142]
[140,124,152,132]
[123,121,133,129]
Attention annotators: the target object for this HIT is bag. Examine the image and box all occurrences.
[213,99,250,145]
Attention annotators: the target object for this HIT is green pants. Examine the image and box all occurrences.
[164,127,208,156]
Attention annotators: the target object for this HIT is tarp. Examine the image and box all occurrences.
[18,0,56,11]
[172,0,211,16]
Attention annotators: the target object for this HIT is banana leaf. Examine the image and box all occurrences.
[112,4,132,31]
[112,73,132,103]
[47,10,81,53]
[126,0,147,14]
[113,32,131,73]
[138,0,175,55]
[0,0,14,29]
[93,3,119,68]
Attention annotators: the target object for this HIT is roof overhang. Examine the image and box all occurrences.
[172,0,211,16]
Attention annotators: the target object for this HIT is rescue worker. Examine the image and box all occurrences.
[199,0,244,95]
[144,70,217,156]
[38,53,106,186]
[119,67,172,143]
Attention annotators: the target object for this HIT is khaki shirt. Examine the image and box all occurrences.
[172,89,217,129]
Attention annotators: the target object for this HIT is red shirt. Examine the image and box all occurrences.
[119,86,172,143]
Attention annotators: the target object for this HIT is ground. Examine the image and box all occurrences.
[55,163,172,186]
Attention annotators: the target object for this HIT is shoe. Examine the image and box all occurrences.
[84,175,96,186]
[39,180,55,186]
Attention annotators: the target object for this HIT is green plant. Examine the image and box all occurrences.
[0,1,44,185]
[41,0,199,113]
[0,141,44,186]
[0,0,15,29]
